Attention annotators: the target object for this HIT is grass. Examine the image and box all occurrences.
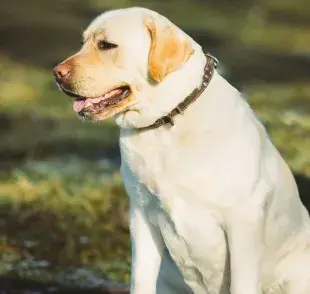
[0,157,130,284]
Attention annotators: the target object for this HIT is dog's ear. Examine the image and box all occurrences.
[144,15,194,83]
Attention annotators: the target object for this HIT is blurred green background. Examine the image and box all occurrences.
[1,0,310,292]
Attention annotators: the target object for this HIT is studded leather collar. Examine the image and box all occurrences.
[139,53,219,131]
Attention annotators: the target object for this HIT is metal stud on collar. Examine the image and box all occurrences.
[176,106,184,115]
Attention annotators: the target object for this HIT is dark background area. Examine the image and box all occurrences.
[1,0,310,293]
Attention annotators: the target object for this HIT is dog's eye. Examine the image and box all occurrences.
[97,40,118,51]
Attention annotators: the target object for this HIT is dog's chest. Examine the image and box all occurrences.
[124,168,230,293]
[121,129,211,204]
[120,130,230,293]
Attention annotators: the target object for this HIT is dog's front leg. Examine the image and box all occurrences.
[130,201,164,294]
[121,162,164,294]
[226,203,265,294]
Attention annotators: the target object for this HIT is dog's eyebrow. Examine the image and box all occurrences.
[93,29,106,40]
[82,29,109,49]
[82,28,105,43]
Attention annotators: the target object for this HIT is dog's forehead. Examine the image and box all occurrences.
[84,8,149,42]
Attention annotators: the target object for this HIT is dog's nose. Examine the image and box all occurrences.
[53,63,71,82]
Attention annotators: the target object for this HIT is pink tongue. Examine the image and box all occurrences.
[73,89,123,113]
[73,99,86,113]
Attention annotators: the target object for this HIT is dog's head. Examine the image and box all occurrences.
[53,8,198,127]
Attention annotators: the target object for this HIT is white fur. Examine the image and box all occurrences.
[87,8,310,294]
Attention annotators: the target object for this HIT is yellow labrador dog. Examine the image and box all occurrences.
[53,7,310,294]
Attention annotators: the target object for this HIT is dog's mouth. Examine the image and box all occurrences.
[61,85,131,114]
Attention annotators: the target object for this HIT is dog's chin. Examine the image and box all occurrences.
[78,102,129,122]
[59,84,132,121]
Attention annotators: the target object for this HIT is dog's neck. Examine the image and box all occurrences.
[138,53,218,131]
[115,48,217,129]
